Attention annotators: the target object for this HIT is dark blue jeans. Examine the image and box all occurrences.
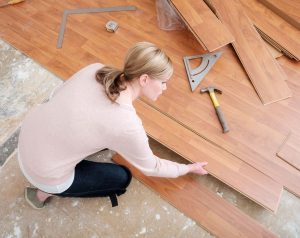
[54,160,132,206]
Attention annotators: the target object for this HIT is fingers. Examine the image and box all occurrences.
[198,161,208,166]
[201,168,208,175]
[187,162,209,175]
[196,162,208,175]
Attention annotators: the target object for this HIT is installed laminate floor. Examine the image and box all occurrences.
[1,39,300,237]
[2,0,300,213]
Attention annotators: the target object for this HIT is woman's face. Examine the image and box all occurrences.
[141,75,169,101]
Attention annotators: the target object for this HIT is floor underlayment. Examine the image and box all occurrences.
[1,38,300,237]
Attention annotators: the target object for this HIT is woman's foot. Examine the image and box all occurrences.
[24,187,52,209]
[36,189,52,202]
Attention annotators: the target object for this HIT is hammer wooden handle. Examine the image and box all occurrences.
[215,106,229,133]
[0,0,24,7]
[8,0,24,4]
[200,86,229,133]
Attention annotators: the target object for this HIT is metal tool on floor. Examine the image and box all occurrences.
[0,0,24,8]
[57,6,137,48]
[200,86,229,133]
[183,52,222,92]
[105,20,119,32]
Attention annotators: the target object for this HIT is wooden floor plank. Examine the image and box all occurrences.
[278,56,300,76]
[138,45,300,197]
[113,154,277,238]
[277,133,300,171]
[265,41,283,59]
[169,0,234,52]
[240,0,300,61]
[207,0,291,105]
[1,0,300,206]
[134,100,282,212]
[258,0,300,30]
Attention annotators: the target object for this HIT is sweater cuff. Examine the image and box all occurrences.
[178,164,189,177]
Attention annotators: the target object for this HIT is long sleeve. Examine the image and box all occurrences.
[111,117,189,178]
[18,62,189,188]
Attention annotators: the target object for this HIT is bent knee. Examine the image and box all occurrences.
[115,165,132,188]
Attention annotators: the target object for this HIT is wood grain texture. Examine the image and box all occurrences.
[277,133,300,171]
[113,154,277,238]
[264,41,283,59]
[240,0,300,61]
[1,0,300,205]
[169,0,234,52]
[207,0,291,105]
[258,0,300,30]
[134,99,282,212]
[139,44,300,198]
[278,57,300,82]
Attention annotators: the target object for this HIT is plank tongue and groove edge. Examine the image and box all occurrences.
[239,0,300,61]
[169,0,234,52]
[0,0,295,211]
[277,133,300,171]
[134,100,282,213]
[206,0,292,105]
[258,0,300,30]
[264,42,283,59]
[113,154,278,238]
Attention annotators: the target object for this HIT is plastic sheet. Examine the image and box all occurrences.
[155,0,185,31]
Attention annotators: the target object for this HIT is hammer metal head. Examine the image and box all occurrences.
[200,86,222,94]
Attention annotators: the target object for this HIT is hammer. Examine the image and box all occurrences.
[0,0,25,8]
[200,86,229,133]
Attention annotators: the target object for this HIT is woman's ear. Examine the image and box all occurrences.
[139,74,149,87]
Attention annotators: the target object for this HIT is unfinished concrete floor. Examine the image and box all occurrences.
[1,39,300,237]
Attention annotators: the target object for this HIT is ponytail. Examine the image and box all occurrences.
[95,42,173,102]
[95,66,127,102]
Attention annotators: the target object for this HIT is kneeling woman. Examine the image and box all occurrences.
[18,42,208,209]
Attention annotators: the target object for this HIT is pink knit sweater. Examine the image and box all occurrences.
[18,63,189,188]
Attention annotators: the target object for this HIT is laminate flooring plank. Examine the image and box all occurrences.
[140,92,300,198]
[113,154,278,238]
[265,41,283,59]
[258,0,300,30]
[166,2,206,50]
[137,44,300,197]
[1,0,299,201]
[277,56,300,75]
[255,29,297,61]
[277,133,300,171]
[208,0,291,105]
[169,0,234,52]
[240,0,300,61]
[134,100,282,212]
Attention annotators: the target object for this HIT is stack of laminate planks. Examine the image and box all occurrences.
[168,0,234,52]
[0,0,299,236]
[135,99,282,212]
[258,0,300,30]
[113,154,278,238]
[264,42,283,59]
[204,0,292,105]
[240,0,300,61]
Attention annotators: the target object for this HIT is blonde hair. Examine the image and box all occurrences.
[96,42,173,102]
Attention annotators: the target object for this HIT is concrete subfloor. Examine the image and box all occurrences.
[1,38,300,237]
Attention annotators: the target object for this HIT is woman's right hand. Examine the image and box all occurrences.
[187,162,208,175]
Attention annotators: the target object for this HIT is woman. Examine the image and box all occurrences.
[18,42,208,209]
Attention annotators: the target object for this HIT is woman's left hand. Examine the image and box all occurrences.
[187,162,208,175]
